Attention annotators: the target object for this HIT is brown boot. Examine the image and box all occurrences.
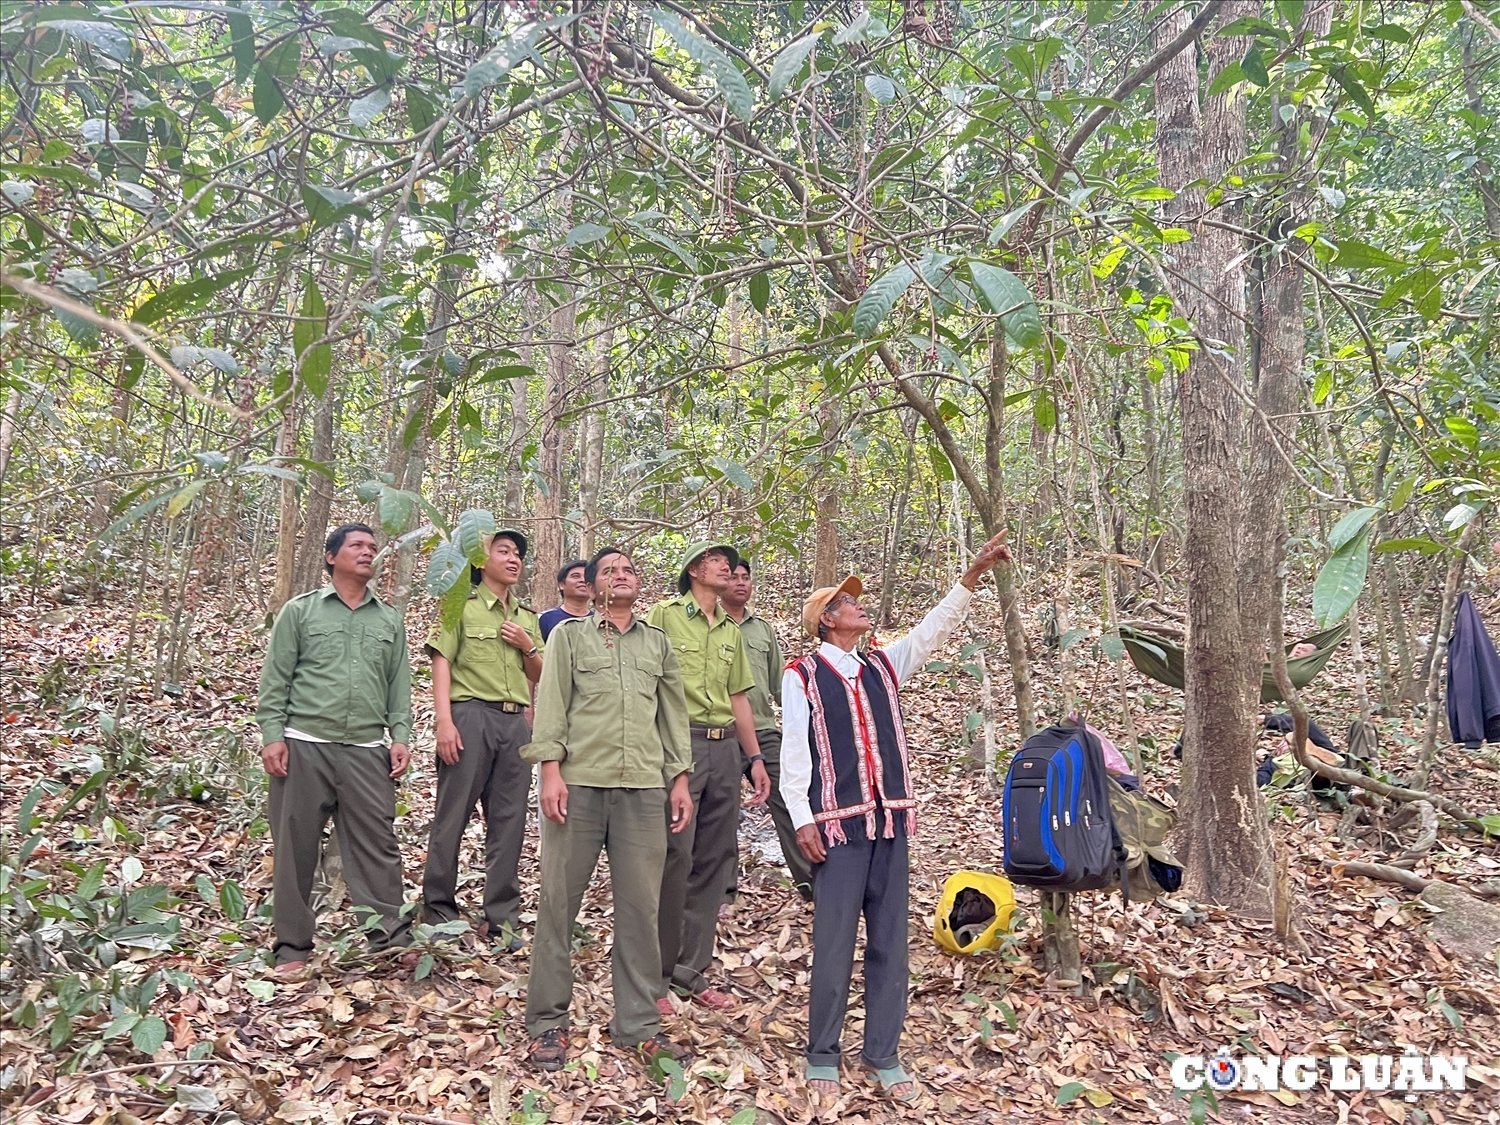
[528,1028,567,1072]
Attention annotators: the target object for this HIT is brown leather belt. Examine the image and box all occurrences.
[691,726,728,740]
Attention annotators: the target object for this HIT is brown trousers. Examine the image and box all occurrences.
[269,739,411,964]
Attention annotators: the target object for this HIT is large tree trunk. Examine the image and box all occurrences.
[504,293,536,521]
[1155,0,1274,916]
[577,324,611,562]
[812,395,841,589]
[535,280,574,597]
[292,383,338,596]
[270,403,300,613]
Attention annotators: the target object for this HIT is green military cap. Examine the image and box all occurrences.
[676,540,740,594]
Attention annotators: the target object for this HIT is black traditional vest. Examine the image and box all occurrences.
[790,648,916,847]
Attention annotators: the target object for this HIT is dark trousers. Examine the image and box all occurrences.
[806,834,909,1070]
[659,730,740,994]
[269,739,411,964]
[758,729,814,899]
[526,786,667,1046]
[421,701,531,931]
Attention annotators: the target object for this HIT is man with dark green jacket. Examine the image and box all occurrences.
[256,523,413,972]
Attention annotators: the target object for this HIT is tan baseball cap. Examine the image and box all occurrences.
[801,575,863,638]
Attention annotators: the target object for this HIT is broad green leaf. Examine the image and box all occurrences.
[864,74,897,103]
[564,222,610,247]
[348,87,391,127]
[1032,389,1057,430]
[438,563,471,629]
[219,879,246,921]
[1327,506,1380,553]
[244,979,274,1001]
[1206,60,1245,97]
[426,539,469,597]
[769,32,821,98]
[1313,528,1370,627]
[1406,268,1443,319]
[174,1086,220,1112]
[1241,44,1270,87]
[852,262,916,338]
[132,1015,168,1055]
[1444,416,1479,445]
[302,183,360,227]
[1331,64,1376,121]
[456,508,498,566]
[1375,536,1444,555]
[652,10,754,122]
[1312,367,1333,405]
[294,279,330,396]
[988,199,1041,246]
[748,270,770,313]
[969,261,1043,348]
[1444,502,1479,531]
[729,1110,757,1125]
[1388,475,1416,513]
[77,862,106,902]
[928,444,953,482]
[165,480,208,519]
[378,485,415,534]
[1056,1082,1087,1106]
[711,456,755,489]
[133,269,253,326]
[227,12,256,82]
[461,25,540,99]
[252,39,300,126]
[49,20,132,62]
[1334,239,1406,272]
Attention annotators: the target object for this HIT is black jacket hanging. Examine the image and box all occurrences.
[1446,592,1500,747]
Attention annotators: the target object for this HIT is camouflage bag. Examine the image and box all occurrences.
[1105,777,1183,898]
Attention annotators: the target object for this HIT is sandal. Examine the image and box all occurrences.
[864,1063,921,1103]
[528,1028,568,1071]
[689,986,735,1011]
[805,1063,840,1095]
[638,1034,692,1067]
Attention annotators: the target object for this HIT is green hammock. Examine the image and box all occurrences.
[1117,620,1350,703]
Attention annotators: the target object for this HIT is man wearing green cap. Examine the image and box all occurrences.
[649,541,770,1012]
[422,528,544,951]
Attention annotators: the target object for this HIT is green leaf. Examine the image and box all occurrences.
[1373,537,1443,554]
[165,480,208,519]
[652,10,754,122]
[748,270,770,313]
[1444,416,1479,446]
[219,879,246,922]
[1032,389,1057,430]
[969,261,1043,349]
[729,1109,758,1125]
[348,87,391,127]
[461,25,540,99]
[302,183,360,227]
[1313,528,1371,627]
[988,199,1041,246]
[426,540,470,597]
[438,567,471,630]
[77,862,106,902]
[252,39,300,126]
[132,269,254,326]
[1312,367,1333,405]
[1327,506,1380,553]
[852,262,917,338]
[227,13,256,83]
[769,31,821,98]
[378,486,415,534]
[0,161,96,187]
[294,278,330,396]
[174,1086,220,1112]
[564,222,610,247]
[244,979,274,1001]
[1241,44,1269,87]
[864,74,897,103]
[928,444,953,482]
[455,508,497,566]
[50,20,132,62]
[1056,1082,1087,1105]
[132,1015,168,1055]
[1331,64,1376,122]
[1206,60,1245,97]
[1334,239,1406,272]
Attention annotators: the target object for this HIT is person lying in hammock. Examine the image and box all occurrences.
[1172,712,1348,793]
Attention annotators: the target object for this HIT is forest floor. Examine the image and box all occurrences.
[2,575,1499,1125]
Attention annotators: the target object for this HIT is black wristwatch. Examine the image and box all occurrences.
[743,754,765,778]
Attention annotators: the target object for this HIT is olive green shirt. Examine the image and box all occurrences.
[522,615,692,788]
[647,592,755,727]
[423,584,543,706]
[734,612,783,732]
[256,585,412,745]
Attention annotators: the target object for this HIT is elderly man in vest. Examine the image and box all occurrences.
[780,531,1010,1104]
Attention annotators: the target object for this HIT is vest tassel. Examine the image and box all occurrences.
[882,806,896,838]
[822,819,847,848]
[865,809,877,841]
[905,808,917,835]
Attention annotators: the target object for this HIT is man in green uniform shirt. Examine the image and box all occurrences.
[649,541,770,1013]
[422,528,543,951]
[256,523,413,972]
[723,557,812,902]
[523,546,694,1072]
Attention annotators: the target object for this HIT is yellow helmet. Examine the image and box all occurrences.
[933,870,1017,955]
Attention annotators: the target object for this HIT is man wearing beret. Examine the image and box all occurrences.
[649,541,771,1013]
[421,528,544,952]
[781,531,1011,1103]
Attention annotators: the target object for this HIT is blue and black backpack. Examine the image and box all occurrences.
[1001,722,1128,894]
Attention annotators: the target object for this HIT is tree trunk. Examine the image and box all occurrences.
[577,324,611,562]
[270,403,300,614]
[1462,26,1500,239]
[293,384,338,596]
[505,293,537,520]
[1413,516,1483,789]
[535,279,575,596]
[812,395,841,589]
[1155,0,1274,916]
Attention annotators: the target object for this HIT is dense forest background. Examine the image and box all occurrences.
[2,0,1498,1122]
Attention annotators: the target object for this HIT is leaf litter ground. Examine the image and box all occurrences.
[2,582,1498,1125]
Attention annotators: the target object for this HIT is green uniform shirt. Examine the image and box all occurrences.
[256,585,412,745]
[647,592,755,727]
[735,612,783,732]
[522,615,692,788]
[423,584,543,706]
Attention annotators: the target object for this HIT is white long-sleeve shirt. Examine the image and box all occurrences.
[779,583,976,831]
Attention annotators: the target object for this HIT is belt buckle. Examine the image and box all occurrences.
[708,727,725,740]
[501,701,522,714]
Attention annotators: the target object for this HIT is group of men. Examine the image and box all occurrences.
[256,521,1010,1101]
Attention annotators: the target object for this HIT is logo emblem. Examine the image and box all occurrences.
[1207,1049,1240,1091]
